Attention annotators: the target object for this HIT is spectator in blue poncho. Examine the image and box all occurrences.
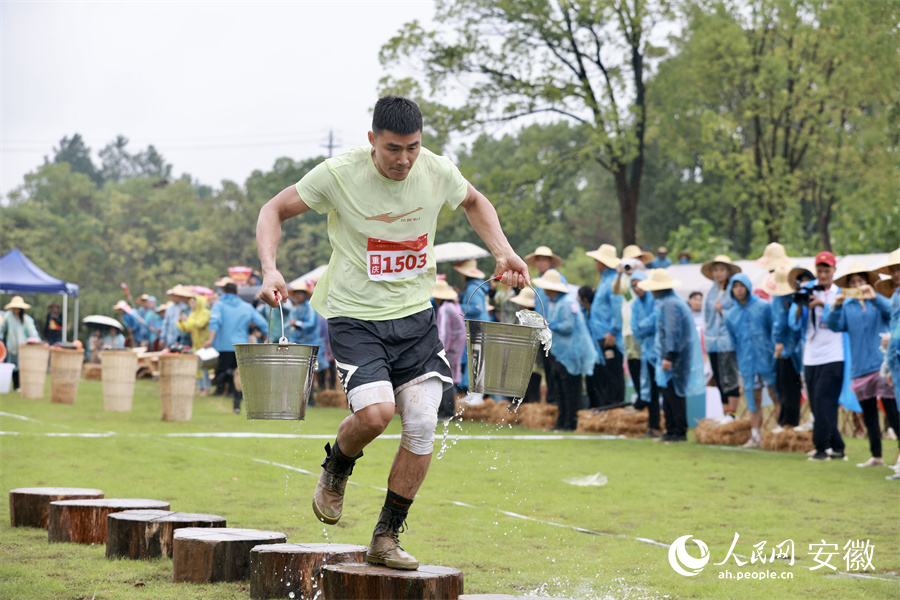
[826,263,897,468]
[289,283,327,368]
[585,244,625,408]
[0,296,40,390]
[647,246,673,269]
[701,255,742,424]
[162,286,191,347]
[524,246,567,321]
[875,249,900,479]
[114,300,139,346]
[534,270,597,431]
[456,259,487,404]
[725,273,781,448]
[629,270,661,437]
[761,266,804,429]
[638,269,704,443]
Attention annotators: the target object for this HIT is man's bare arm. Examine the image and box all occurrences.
[257,185,311,306]
[460,181,529,288]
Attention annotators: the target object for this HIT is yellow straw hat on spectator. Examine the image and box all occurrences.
[755,243,797,271]
[874,278,896,298]
[214,276,234,287]
[509,287,536,308]
[834,262,878,288]
[761,265,796,297]
[454,259,485,279]
[524,246,563,268]
[637,269,683,292]
[432,279,458,301]
[3,296,31,311]
[533,269,569,293]
[290,281,312,295]
[875,248,900,276]
[169,284,195,298]
[112,300,131,312]
[585,244,621,269]
[701,255,742,280]
[622,244,654,264]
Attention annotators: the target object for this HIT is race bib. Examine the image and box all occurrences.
[367,234,428,281]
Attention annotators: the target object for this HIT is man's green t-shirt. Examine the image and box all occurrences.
[296,146,468,321]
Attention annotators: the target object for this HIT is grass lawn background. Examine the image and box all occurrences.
[1,379,898,599]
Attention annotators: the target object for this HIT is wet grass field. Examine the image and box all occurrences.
[1,380,898,599]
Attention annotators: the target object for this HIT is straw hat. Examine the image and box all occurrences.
[169,284,195,298]
[509,287,536,308]
[788,267,815,287]
[622,245,653,264]
[637,269,683,292]
[585,244,621,269]
[533,269,569,293]
[3,296,31,311]
[157,301,172,312]
[214,276,234,287]
[432,279,458,301]
[290,281,312,295]
[657,246,669,254]
[875,249,900,276]
[524,246,563,268]
[701,255,742,280]
[834,262,878,288]
[137,294,150,302]
[761,265,796,297]
[112,300,132,312]
[454,259,485,279]
[874,278,896,298]
[755,243,797,271]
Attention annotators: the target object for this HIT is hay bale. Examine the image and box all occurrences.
[695,417,751,446]
[575,407,665,437]
[82,364,102,381]
[762,427,814,454]
[489,400,522,426]
[518,403,558,430]
[316,390,349,410]
[455,399,494,423]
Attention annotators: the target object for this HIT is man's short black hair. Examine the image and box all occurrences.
[223,282,238,295]
[372,96,423,136]
[689,291,703,300]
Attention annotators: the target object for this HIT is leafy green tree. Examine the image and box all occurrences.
[48,134,102,186]
[99,135,173,183]
[380,0,674,246]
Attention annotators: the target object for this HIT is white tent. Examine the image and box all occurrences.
[287,265,328,290]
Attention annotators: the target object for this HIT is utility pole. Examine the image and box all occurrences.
[321,130,336,158]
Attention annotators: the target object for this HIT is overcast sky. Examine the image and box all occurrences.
[0,0,437,199]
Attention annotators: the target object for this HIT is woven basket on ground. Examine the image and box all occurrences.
[761,427,814,453]
[518,403,558,430]
[695,417,752,446]
[316,389,349,410]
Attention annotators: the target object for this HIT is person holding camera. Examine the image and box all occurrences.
[825,263,897,467]
[789,251,850,461]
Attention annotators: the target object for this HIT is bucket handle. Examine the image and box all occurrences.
[271,292,289,344]
[460,276,548,327]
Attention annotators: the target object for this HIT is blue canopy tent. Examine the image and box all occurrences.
[0,248,80,342]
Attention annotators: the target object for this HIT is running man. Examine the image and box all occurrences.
[256,96,529,570]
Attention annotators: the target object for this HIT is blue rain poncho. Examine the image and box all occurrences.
[289,301,322,347]
[888,289,900,408]
[630,271,658,401]
[788,281,861,413]
[825,293,891,379]
[461,278,488,321]
[654,290,705,398]
[209,293,269,352]
[0,313,39,370]
[771,293,804,374]
[589,267,624,365]
[724,273,777,389]
[162,301,186,346]
[703,279,734,352]
[546,291,597,376]
[534,268,567,320]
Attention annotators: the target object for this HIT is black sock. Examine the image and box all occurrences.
[384,489,414,520]
[326,441,361,474]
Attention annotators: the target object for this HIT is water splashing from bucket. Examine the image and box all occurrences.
[515,309,552,355]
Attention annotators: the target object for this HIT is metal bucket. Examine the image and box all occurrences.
[464,279,547,397]
[233,301,317,420]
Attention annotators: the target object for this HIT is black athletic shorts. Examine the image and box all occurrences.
[327,308,453,404]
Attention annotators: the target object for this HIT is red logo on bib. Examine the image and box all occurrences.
[367,234,429,281]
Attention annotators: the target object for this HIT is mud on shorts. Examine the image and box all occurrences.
[327,308,454,412]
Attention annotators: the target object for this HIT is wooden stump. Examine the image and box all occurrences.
[322,563,463,600]
[48,498,170,544]
[106,510,226,559]
[9,487,104,528]
[250,543,367,599]
[173,527,287,583]
[459,596,576,599]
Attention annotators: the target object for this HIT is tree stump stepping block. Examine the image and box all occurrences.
[9,487,104,529]
[106,510,226,560]
[250,543,368,599]
[459,596,577,600]
[322,563,464,600]
[48,498,170,545]
[173,527,287,583]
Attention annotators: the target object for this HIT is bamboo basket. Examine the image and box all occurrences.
[18,344,50,399]
[50,347,84,404]
[159,354,198,421]
[100,350,137,412]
